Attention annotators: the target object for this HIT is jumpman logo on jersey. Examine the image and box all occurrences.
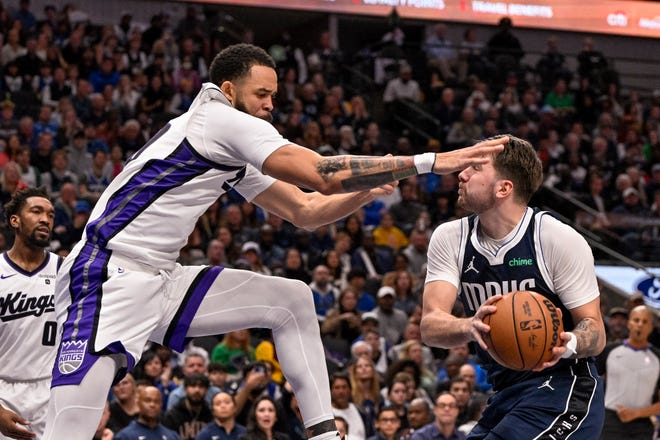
[538,376,554,391]
[464,256,479,274]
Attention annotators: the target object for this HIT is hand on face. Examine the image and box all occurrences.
[433,136,508,175]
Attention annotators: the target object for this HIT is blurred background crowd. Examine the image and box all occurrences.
[0,0,658,439]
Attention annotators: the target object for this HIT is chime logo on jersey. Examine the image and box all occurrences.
[58,339,88,374]
[0,292,55,321]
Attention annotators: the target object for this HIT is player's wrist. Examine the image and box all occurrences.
[561,332,578,359]
[413,153,436,174]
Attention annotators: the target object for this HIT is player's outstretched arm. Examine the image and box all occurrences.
[253,179,396,231]
[0,405,35,439]
[262,137,507,195]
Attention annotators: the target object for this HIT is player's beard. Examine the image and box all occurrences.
[25,226,50,248]
[457,183,497,214]
[235,95,273,123]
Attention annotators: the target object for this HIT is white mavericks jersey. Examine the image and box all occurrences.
[0,251,61,381]
[80,83,289,270]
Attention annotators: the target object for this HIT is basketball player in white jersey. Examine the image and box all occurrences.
[0,188,60,439]
[44,43,506,440]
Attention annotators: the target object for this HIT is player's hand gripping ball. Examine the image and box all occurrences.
[482,291,564,370]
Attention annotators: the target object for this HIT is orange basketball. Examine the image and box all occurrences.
[482,291,564,371]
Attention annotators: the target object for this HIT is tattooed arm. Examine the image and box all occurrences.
[571,301,607,358]
[261,137,507,194]
[534,297,606,371]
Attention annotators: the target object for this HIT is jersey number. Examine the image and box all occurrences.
[42,321,57,346]
[221,167,247,192]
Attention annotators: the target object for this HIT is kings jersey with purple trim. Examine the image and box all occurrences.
[0,252,61,381]
[82,83,289,271]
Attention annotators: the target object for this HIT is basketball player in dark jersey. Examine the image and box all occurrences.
[421,136,605,439]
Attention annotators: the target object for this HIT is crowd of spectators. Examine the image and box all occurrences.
[0,1,658,439]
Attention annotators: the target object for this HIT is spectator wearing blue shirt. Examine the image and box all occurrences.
[309,264,340,322]
[362,198,386,227]
[33,105,59,144]
[346,269,377,312]
[89,56,120,93]
[167,349,221,412]
[13,0,36,35]
[411,393,466,440]
[436,344,491,395]
[196,391,246,440]
[115,386,181,440]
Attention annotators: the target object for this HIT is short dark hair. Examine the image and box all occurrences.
[184,373,210,389]
[377,406,399,420]
[449,376,469,388]
[209,43,276,86]
[330,372,351,389]
[208,362,228,374]
[4,187,50,230]
[492,135,543,204]
[347,268,367,281]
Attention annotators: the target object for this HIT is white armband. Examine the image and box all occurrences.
[413,153,436,174]
[561,332,578,359]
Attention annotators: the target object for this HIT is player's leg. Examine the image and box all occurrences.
[465,425,505,440]
[476,361,603,439]
[42,355,118,440]
[162,266,337,439]
[46,249,166,440]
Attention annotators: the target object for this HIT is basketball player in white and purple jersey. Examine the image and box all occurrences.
[43,44,506,440]
[421,136,605,439]
[0,188,61,439]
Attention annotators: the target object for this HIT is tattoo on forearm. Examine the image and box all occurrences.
[317,156,417,191]
[342,169,417,191]
[574,319,601,356]
[317,157,347,183]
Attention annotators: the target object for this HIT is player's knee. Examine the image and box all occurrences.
[278,278,315,311]
[290,279,315,304]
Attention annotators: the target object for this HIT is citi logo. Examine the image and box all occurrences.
[508,258,533,267]
[607,12,628,27]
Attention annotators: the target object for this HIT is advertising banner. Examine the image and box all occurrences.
[197,0,660,38]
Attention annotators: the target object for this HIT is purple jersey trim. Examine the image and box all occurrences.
[163,265,224,351]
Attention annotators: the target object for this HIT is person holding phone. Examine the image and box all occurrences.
[234,362,280,426]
